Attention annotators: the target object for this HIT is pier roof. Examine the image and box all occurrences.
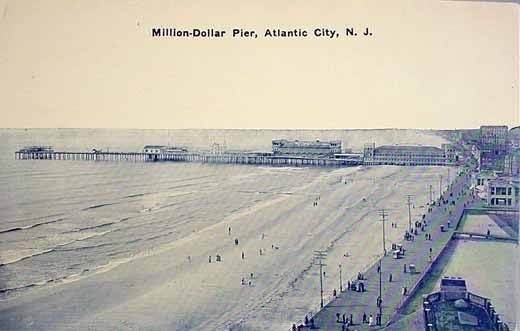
[375,145,443,153]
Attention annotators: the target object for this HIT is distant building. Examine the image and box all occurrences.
[508,126,520,149]
[143,145,188,154]
[143,145,164,154]
[479,126,508,150]
[478,126,509,172]
[362,143,456,166]
[210,143,227,155]
[272,139,342,157]
[19,146,54,153]
[486,177,519,209]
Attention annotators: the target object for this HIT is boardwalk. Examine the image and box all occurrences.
[295,168,475,331]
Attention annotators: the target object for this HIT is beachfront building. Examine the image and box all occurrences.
[272,139,342,157]
[480,126,508,150]
[362,143,456,166]
[478,125,509,172]
[486,177,519,209]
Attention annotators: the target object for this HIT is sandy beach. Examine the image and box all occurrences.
[0,164,454,331]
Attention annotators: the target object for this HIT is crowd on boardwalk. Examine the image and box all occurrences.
[292,167,473,331]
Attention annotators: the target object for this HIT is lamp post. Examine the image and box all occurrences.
[406,195,412,232]
[314,250,327,308]
[339,264,343,292]
[439,175,443,200]
[378,209,387,325]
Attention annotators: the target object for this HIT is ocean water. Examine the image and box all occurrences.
[0,128,446,301]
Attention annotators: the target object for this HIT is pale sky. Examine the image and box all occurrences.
[0,0,518,129]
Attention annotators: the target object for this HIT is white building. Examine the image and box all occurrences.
[486,177,519,208]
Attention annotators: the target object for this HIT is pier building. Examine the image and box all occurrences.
[143,145,188,154]
[362,143,457,166]
[272,139,342,156]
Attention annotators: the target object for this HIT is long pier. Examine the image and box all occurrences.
[14,150,362,167]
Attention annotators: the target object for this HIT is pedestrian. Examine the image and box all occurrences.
[187,255,191,263]
[363,312,367,324]
[209,256,212,263]
[262,233,265,240]
[333,289,337,297]
[350,313,353,326]
[377,265,380,273]
[429,247,432,254]
[336,313,340,323]
[292,324,297,331]
[342,313,346,324]
[242,251,245,259]
[369,314,374,326]
[250,272,254,279]
[389,273,392,282]
[259,249,262,255]
[347,280,351,290]
[305,316,309,326]
[228,227,231,235]
[403,263,407,273]
[235,238,239,245]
